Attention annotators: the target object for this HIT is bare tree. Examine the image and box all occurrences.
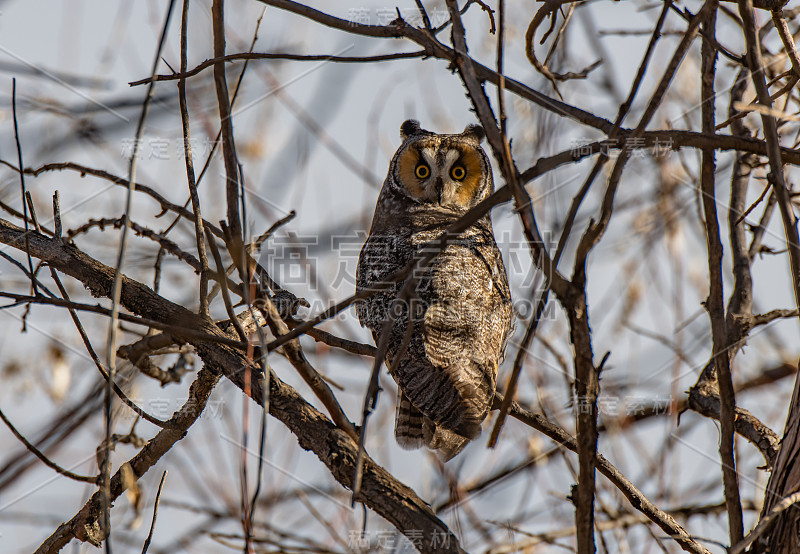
[2,1,800,553]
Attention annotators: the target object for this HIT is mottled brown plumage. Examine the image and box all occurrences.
[356,120,513,460]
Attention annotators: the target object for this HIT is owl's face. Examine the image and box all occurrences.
[388,120,492,212]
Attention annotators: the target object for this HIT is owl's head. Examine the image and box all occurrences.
[387,120,492,211]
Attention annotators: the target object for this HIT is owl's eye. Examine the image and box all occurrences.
[415,163,430,179]
[450,165,466,181]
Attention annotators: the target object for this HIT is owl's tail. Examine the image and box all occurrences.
[395,390,426,449]
[395,391,469,461]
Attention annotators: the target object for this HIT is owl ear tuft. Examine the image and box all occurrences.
[462,124,485,143]
[401,119,422,140]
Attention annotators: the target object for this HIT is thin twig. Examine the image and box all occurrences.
[211,0,243,243]
[739,0,800,310]
[179,0,210,318]
[498,395,712,554]
[352,277,417,502]
[525,5,600,87]
[699,3,744,544]
[129,50,428,86]
[104,3,177,548]
[11,79,36,296]
[0,408,97,484]
[140,471,167,554]
[205,228,248,343]
[0,290,245,350]
[730,491,800,554]
[49,277,172,429]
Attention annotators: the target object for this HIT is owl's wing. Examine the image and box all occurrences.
[355,234,411,334]
[471,237,514,363]
[392,234,510,440]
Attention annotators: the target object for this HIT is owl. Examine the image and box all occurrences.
[356,120,513,460]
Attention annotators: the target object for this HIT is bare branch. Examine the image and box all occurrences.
[498,395,712,554]
[0,219,464,553]
[0,408,97,484]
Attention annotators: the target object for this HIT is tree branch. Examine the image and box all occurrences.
[0,219,463,554]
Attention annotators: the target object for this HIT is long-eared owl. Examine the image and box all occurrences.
[356,120,513,460]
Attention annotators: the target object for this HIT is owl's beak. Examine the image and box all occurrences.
[435,177,444,205]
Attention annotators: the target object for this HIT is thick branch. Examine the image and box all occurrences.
[0,219,462,554]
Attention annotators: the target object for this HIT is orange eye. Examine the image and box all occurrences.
[415,164,430,179]
[450,165,466,180]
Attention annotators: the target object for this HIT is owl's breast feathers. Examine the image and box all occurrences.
[356,207,513,458]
